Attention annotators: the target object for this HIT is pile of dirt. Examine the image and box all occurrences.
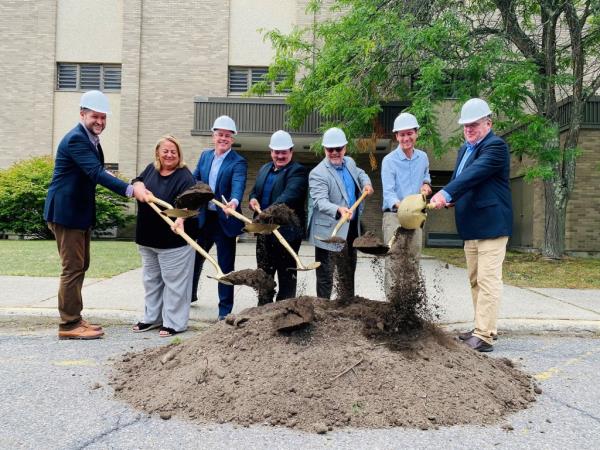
[111,297,536,432]
[175,183,214,209]
[224,268,276,305]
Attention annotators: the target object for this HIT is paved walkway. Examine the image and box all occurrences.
[1,242,599,333]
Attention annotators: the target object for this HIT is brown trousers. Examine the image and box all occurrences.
[47,222,91,330]
[464,236,508,344]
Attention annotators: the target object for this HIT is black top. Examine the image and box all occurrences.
[135,163,198,248]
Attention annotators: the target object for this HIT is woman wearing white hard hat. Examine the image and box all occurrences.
[249,130,309,302]
[308,127,374,299]
[430,98,512,353]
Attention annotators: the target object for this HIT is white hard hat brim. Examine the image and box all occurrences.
[458,113,491,125]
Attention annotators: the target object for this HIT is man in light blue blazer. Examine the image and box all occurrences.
[308,127,374,299]
[191,116,247,319]
[431,98,513,353]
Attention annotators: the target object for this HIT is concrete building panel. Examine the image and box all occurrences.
[0,0,56,168]
[229,0,295,66]
[55,0,122,63]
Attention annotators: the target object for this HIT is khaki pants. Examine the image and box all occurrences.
[382,212,422,299]
[464,236,508,345]
[47,222,91,329]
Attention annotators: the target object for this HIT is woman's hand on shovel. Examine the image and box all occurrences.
[171,217,185,234]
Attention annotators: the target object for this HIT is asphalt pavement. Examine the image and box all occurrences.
[1,242,600,449]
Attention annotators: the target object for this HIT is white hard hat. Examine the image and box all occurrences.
[269,130,294,150]
[458,98,492,124]
[392,112,420,132]
[79,90,111,114]
[211,115,237,134]
[322,127,348,147]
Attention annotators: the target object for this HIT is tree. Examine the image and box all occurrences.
[0,156,133,238]
[254,0,600,258]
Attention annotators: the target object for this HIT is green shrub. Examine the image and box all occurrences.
[0,156,134,239]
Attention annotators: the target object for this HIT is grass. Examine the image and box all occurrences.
[0,240,141,277]
[423,248,600,289]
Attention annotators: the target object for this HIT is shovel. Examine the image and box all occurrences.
[354,234,396,256]
[147,197,234,285]
[212,197,280,235]
[148,194,199,219]
[255,205,321,271]
[316,190,369,243]
[396,193,436,230]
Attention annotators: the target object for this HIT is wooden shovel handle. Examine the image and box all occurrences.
[147,200,223,275]
[331,190,369,237]
[210,198,252,224]
[255,206,304,268]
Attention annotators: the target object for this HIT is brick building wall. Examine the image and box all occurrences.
[0,0,56,168]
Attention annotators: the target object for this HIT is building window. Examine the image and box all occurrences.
[228,66,288,95]
[56,63,122,91]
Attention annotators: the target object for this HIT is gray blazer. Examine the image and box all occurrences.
[308,156,372,251]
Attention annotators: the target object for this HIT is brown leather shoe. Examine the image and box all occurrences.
[463,335,493,352]
[80,319,103,331]
[58,325,104,340]
[458,329,498,341]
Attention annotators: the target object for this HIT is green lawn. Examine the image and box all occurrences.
[423,248,600,289]
[0,240,141,277]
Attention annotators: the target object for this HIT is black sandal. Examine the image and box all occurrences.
[159,326,179,337]
[132,322,161,333]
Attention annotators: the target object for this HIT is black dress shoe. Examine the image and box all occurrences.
[463,335,493,352]
[458,329,498,341]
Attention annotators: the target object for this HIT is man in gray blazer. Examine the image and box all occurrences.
[308,127,374,299]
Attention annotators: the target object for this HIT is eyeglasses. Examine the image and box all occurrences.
[463,119,489,129]
[325,147,344,153]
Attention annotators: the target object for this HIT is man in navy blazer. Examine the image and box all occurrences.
[191,115,247,319]
[431,98,513,352]
[44,90,150,340]
[249,130,308,302]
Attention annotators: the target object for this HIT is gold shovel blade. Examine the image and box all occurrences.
[161,208,199,219]
[243,223,280,234]
[397,194,428,230]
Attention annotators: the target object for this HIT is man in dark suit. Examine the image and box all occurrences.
[191,115,247,319]
[431,98,513,352]
[44,90,150,340]
[248,130,308,302]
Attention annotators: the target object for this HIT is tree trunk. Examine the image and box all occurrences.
[542,175,568,259]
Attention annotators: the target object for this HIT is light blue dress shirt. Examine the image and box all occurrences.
[333,163,357,208]
[381,147,431,211]
[208,149,231,210]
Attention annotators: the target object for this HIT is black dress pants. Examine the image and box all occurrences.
[314,219,358,299]
[256,234,302,303]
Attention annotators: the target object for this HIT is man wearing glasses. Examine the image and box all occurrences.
[308,127,374,299]
[248,130,308,302]
[431,98,513,352]
[191,115,248,320]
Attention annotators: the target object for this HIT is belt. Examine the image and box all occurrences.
[383,209,397,213]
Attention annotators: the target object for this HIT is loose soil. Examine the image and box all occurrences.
[111,297,536,433]
[224,268,276,305]
[175,183,214,209]
[256,204,300,228]
[353,231,389,255]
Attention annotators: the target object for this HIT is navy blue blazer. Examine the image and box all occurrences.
[444,131,513,240]
[249,160,308,241]
[44,123,129,230]
[193,148,247,237]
